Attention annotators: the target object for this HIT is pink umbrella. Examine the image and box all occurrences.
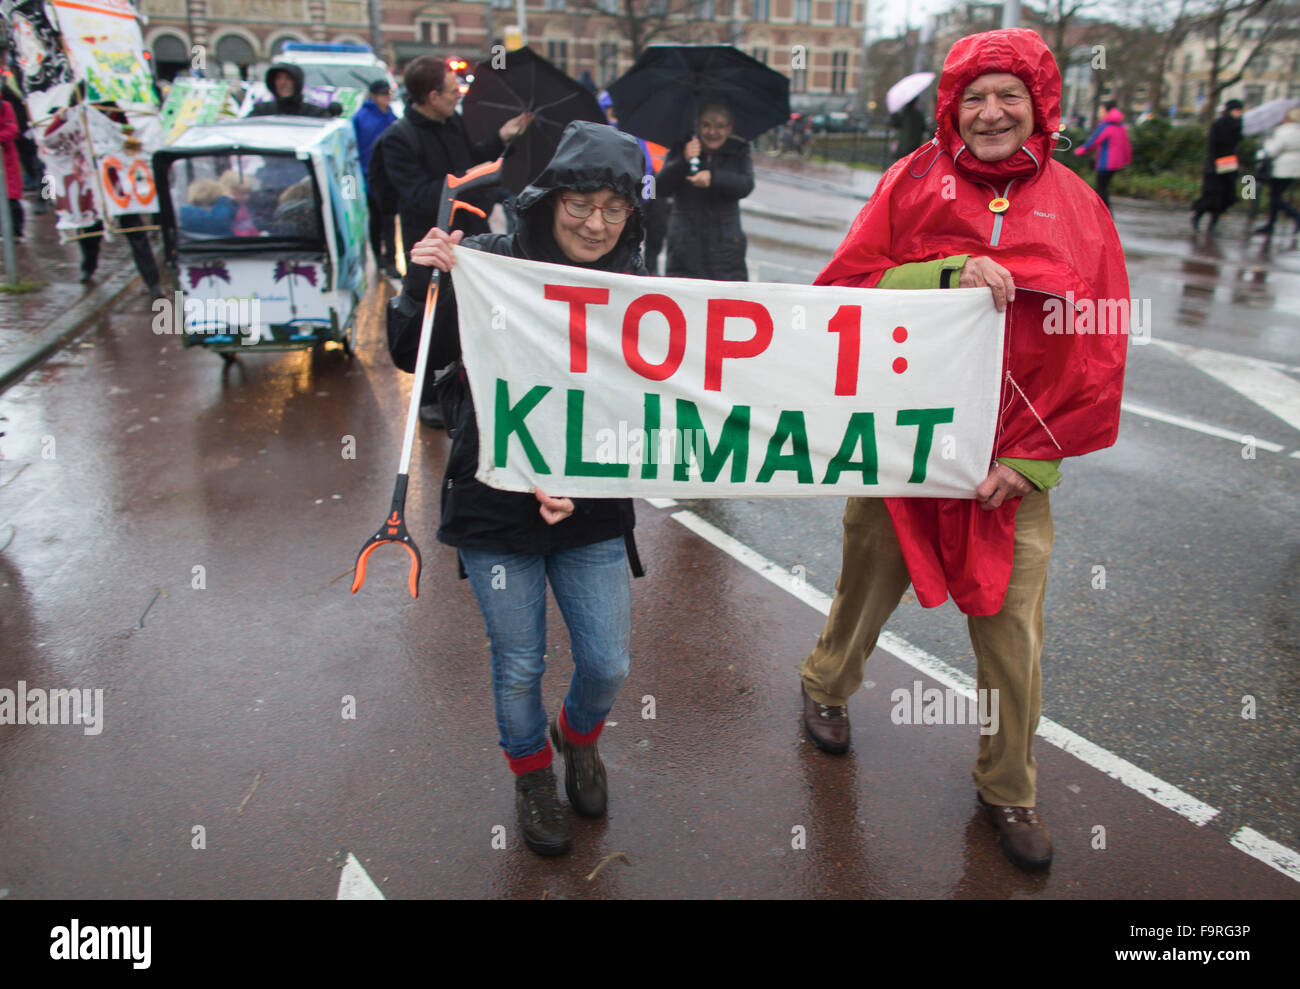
[886,72,935,115]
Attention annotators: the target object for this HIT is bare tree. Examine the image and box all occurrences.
[566,0,718,64]
[1191,0,1298,119]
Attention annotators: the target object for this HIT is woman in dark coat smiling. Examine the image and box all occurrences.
[657,101,755,280]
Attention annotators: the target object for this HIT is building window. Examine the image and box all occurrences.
[548,41,568,72]
[751,46,768,64]
[599,42,618,86]
[419,22,451,45]
[834,0,850,25]
[831,50,848,93]
[695,0,714,17]
[1243,84,1265,105]
[546,0,567,10]
[794,0,810,23]
[791,66,806,92]
[753,0,770,18]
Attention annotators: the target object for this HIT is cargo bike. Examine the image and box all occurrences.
[152,116,368,364]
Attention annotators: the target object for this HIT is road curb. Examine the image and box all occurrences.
[0,262,140,394]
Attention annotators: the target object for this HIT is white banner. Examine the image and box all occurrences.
[453,249,1006,499]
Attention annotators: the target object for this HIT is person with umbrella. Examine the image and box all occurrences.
[886,72,935,160]
[1191,98,1244,234]
[372,54,530,428]
[385,121,648,858]
[1253,106,1300,240]
[657,100,755,281]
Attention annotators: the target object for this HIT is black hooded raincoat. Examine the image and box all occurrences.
[386,122,647,571]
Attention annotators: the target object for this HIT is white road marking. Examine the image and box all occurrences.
[1122,401,1286,453]
[1229,826,1300,883]
[643,497,678,509]
[669,507,1300,880]
[1153,339,1300,434]
[336,852,385,900]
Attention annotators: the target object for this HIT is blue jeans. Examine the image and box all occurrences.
[459,538,632,761]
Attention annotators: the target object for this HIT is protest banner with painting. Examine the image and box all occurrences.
[50,0,157,109]
[450,250,1006,499]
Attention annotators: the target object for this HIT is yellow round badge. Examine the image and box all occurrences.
[988,197,1010,214]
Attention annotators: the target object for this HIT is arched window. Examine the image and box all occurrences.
[215,34,256,68]
[270,36,306,57]
[152,33,189,81]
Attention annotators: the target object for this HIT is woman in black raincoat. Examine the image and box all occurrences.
[386,121,646,859]
[1192,99,1245,233]
[657,101,755,280]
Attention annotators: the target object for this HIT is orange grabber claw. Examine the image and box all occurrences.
[351,158,503,600]
[351,473,422,598]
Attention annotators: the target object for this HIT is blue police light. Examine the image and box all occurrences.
[281,42,374,55]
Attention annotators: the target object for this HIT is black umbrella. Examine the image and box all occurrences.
[462,46,607,193]
[607,45,791,147]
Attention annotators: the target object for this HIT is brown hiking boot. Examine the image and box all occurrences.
[978,793,1053,870]
[550,717,608,818]
[801,682,850,754]
[515,766,571,856]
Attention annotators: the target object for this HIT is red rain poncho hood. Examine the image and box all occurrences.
[817,29,1129,615]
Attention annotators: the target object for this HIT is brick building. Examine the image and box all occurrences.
[138,0,866,110]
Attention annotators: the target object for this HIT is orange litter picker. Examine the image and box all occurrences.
[351,158,505,597]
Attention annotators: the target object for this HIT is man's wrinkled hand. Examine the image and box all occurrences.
[959,256,1016,312]
[499,112,533,142]
[975,463,1033,511]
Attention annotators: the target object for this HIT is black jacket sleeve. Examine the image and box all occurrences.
[709,142,754,200]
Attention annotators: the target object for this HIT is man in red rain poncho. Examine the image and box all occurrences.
[799,29,1129,870]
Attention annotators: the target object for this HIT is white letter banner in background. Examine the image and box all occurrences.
[451,249,1005,499]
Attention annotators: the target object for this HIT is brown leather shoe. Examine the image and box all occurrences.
[978,793,1053,869]
[802,682,850,754]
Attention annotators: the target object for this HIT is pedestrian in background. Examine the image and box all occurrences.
[1254,106,1300,240]
[371,54,529,428]
[1191,98,1244,234]
[386,122,647,858]
[657,100,754,281]
[248,64,337,118]
[1,95,22,241]
[891,95,927,160]
[598,89,668,274]
[352,79,398,276]
[1074,101,1131,211]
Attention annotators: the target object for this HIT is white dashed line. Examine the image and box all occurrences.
[336,852,385,900]
[1122,401,1287,453]
[668,507,1299,883]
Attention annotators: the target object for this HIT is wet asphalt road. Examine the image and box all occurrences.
[0,173,1296,899]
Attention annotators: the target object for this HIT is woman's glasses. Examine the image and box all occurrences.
[560,197,632,224]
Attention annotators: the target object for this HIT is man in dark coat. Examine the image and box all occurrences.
[353,80,399,275]
[372,54,528,427]
[374,55,529,259]
[248,64,337,118]
[657,101,754,281]
[1191,98,1244,233]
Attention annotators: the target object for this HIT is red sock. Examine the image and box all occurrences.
[558,704,604,746]
[506,742,552,775]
